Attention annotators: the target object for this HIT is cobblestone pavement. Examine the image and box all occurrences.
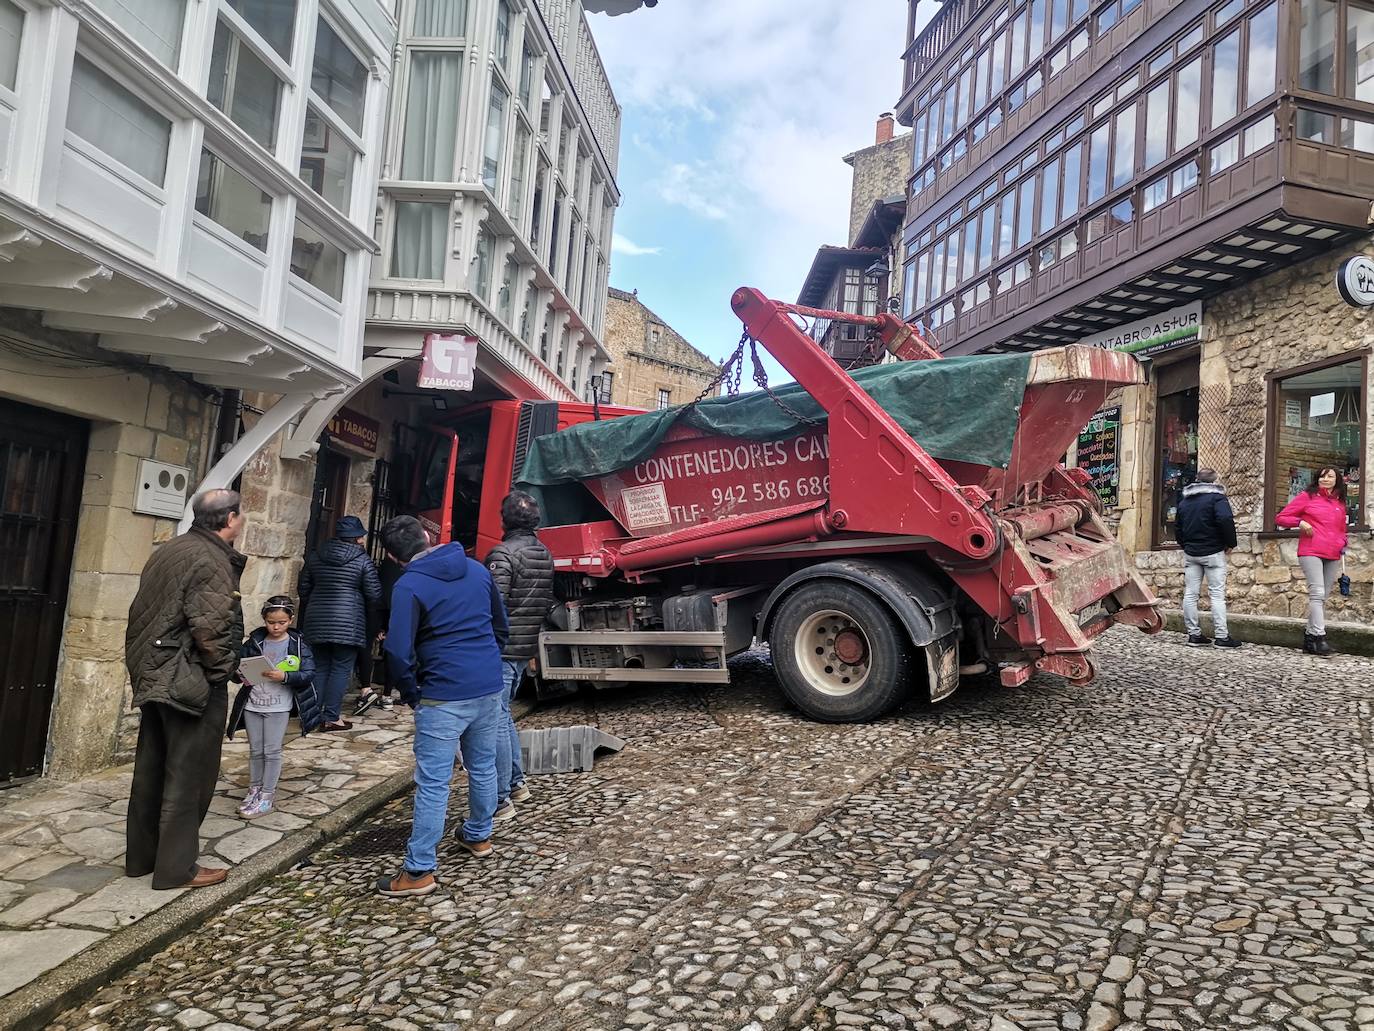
[0,702,413,999]
[50,629,1374,1031]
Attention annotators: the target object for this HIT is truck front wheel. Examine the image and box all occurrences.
[768,581,912,722]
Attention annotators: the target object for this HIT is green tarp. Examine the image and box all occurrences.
[518,353,1034,491]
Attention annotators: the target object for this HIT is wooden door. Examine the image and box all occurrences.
[0,399,87,784]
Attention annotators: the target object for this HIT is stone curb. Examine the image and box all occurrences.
[1161,608,1374,656]
[0,696,537,1031]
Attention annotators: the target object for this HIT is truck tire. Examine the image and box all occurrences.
[768,580,912,722]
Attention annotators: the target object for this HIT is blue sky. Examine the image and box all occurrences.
[588,2,913,380]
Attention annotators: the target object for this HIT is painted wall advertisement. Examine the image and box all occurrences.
[1076,405,1121,509]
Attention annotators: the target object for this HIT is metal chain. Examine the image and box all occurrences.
[749,338,823,427]
[691,328,749,406]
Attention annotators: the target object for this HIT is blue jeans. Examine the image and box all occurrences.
[314,643,360,722]
[404,693,501,874]
[1182,552,1228,640]
[494,660,526,801]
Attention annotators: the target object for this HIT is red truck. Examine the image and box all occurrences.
[401,287,1162,721]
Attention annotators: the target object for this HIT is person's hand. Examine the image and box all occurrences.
[263,669,287,682]
[1225,548,1233,555]
[376,630,386,642]
[1299,520,1314,537]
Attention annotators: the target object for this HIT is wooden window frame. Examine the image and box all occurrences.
[1262,347,1371,532]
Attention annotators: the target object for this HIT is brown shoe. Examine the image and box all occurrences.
[376,870,437,897]
[321,719,354,732]
[457,837,492,859]
[181,865,228,889]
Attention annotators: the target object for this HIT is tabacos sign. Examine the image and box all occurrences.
[1079,301,1201,359]
[326,407,380,456]
[419,333,478,390]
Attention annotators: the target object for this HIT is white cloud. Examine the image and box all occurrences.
[612,232,662,256]
[590,2,910,286]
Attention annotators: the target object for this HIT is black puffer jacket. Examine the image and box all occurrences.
[227,628,324,739]
[298,540,382,648]
[485,530,555,661]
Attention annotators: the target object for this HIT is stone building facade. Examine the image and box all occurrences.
[601,288,720,409]
[844,115,911,246]
[1083,240,1374,631]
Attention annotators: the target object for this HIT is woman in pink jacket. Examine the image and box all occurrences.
[1275,467,1349,656]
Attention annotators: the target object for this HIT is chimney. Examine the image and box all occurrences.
[875,112,895,145]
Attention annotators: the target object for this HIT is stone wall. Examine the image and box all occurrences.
[845,134,911,245]
[0,318,214,777]
[1119,242,1374,627]
[602,288,720,409]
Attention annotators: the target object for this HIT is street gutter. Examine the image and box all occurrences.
[0,698,534,1031]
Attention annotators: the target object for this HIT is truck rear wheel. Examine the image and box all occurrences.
[768,581,912,722]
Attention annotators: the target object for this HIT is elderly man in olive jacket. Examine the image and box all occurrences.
[124,489,246,890]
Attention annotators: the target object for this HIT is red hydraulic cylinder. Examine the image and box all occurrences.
[611,506,835,573]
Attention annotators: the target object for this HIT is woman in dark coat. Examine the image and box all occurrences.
[298,515,382,730]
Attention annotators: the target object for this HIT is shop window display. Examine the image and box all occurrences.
[1272,358,1364,526]
[1156,385,1199,544]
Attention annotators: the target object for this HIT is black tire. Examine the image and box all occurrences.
[768,580,913,722]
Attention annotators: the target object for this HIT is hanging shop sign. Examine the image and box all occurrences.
[1075,405,1121,510]
[1337,255,1374,307]
[419,333,479,391]
[326,407,380,456]
[1081,301,1201,359]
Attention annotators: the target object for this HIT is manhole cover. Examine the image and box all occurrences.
[331,821,412,859]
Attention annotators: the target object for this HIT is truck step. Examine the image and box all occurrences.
[519,725,627,774]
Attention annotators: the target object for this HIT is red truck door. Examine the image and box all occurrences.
[413,426,459,544]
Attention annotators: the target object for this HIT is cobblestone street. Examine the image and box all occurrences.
[50,629,1374,1031]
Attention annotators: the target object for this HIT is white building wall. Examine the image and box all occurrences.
[369,0,621,402]
[0,0,395,393]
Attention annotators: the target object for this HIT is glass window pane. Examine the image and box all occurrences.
[224,0,294,58]
[1143,174,1168,212]
[91,0,182,67]
[495,0,511,71]
[194,149,270,251]
[1212,32,1240,127]
[474,226,493,299]
[975,48,991,111]
[483,78,508,192]
[944,231,959,291]
[1300,0,1337,93]
[1144,82,1170,168]
[414,0,466,35]
[1275,361,1363,525]
[0,0,22,91]
[498,255,517,322]
[1052,0,1068,40]
[390,201,447,279]
[299,105,355,213]
[1017,176,1036,246]
[1342,115,1374,150]
[1211,134,1239,172]
[1113,106,1135,188]
[1087,121,1110,202]
[1174,57,1202,150]
[290,218,345,300]
[508,122,530,220]
[519,44,536,108]
[978,207,995,271]
[312,17,366,134]
[67,57,170,185]
[1158,386,1199,542]
[1029,0,1046,59]
[401,52,461,180]
[1010,11,1027,77]
[1246,4,1278,107]
[997,190,1016,257]
[1348,4,1374,101]
[1061,141,1081,219]
[1039,156,1060,233]
[990,30,1008,94]
[208,21,281,150]
[1172,159,1199,192]
[1243,116,1276,153]
[1298,107,1337,142]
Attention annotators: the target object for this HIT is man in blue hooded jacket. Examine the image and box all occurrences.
[375,515,509,897]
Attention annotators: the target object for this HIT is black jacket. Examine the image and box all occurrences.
[227,628,323,739]
[298,540,382,648]
[1175,482,1238,557]
[485,530,555,661]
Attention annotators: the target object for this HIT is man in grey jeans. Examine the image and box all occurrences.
[1174,468,1242,649]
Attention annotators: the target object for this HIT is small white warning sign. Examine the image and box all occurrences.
[620,482,671,531]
